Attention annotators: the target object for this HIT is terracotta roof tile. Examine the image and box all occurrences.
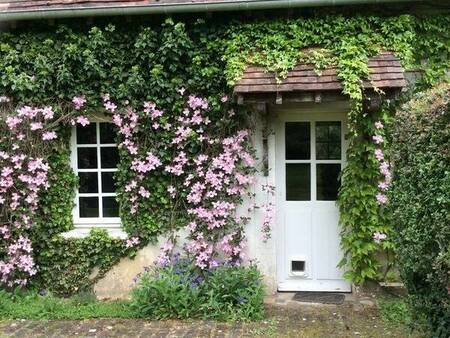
[234,52,406,94]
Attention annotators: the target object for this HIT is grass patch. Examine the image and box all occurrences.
[378,297,411,325]
[0,290,135,320]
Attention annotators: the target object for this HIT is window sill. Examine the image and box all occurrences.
[61,227,128,239]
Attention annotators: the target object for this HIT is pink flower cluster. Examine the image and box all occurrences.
[181,128,256,267]
[372,121,391,205]
[101,89,259,270]
[72,96,86,110]
[131,153,162,173]
[143,101,163,120]
[373,231,387,243]
[216,231,245,262]
[0,236,37,286]
[0,104,62,287]
[125,236,140,248]
[260,202,275,242]
[154,241,174,266]
[112,103,164,214]
[110,91,256,269]
[185,233,215,269]
[103,94,117,112]
[262,183,275,195]
[0,97,94,287]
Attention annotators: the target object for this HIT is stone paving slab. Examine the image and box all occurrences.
[0,303,419,338]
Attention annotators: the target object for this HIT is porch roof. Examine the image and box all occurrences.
[233,52,407,95]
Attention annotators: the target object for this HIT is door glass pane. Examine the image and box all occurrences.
[317,164,341,200]
[100,123,117,144]
[77,148,98,169]
[286,164,311,201]
[101,172,116,193]
[103,197,119,217]
[79,197,99,217]
[100,147,119,168]
[286,122,310,160]
[76,124,97,144]
[316,122,341,160]
[79,172,98,193]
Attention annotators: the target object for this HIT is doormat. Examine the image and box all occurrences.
[292,292,345,305]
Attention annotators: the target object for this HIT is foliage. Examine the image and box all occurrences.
[33,229,128,296]
[337,110,395,283]
[390,81,450,337]
[378,297,412,326]
[131,259,264,320]
[0,13,448,293]
[0,289,134,319]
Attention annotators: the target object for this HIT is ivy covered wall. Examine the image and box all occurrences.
[0,12,449,294]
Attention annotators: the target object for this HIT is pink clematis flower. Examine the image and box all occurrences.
[376,193,388,205]
[76,116,90,126]
[372,135,384,144]
[72,96,86,110]
[42,131,57,141]
[373,232,387,243]
[30,122,43,131]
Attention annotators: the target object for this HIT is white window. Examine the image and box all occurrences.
[70,121,121,230]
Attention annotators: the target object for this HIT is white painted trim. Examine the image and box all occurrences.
[278,280,351,292]
[61,227,127,239]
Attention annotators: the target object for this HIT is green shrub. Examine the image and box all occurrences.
[131,259,264,320]
[390,81,450,337]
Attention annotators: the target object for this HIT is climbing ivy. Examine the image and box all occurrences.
[0,12,448,293]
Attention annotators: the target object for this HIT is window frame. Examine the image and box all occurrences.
[70,119,121,228]
[284,119,345,202]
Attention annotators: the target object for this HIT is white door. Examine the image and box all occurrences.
[276,112,351,292]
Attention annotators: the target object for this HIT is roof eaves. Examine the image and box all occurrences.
[0,0,425,22]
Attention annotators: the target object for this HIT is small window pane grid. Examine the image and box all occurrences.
[73,122,120,222]
[285,121,343,201]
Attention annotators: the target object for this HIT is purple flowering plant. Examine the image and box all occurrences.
[131,255,264,320]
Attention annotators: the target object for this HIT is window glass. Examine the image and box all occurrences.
[101,172,116,193]
[77,148,97,169]
[286,122,310,160]
[79,172,98,193]
[103,197,119,217]
[315,122,341,160]
[316,164,341,200]
[100,123,117,144]
[286,163,311,201]
[79,197,99,217]
[101,147,119,168]
[76,124,96,144]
